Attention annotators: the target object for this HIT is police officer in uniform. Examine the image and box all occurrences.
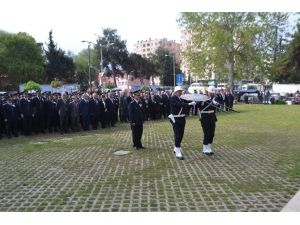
[198,86,218,155]
[128,87,145,150]
[169,86,196,159]
[3,95,19,138]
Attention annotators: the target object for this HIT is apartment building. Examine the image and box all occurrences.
[133,38,181,59]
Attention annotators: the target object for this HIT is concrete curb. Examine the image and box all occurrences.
[281,190,300,212]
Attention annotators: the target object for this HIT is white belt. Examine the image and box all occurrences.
[173,114,185,118]
[201,110,214,114]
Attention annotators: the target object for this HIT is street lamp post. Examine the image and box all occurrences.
[165,54,176,88]
[81,40,93,91]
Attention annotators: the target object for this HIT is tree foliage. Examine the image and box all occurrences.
[178,12,294,90]
[126,53,156,79]
[149,47,180,86]
[271,24,300,83]
[0,31,44,88]
[74,49,90,90]
[94,28,129,86]
[44,30,75,83]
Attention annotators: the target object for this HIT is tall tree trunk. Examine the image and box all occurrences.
[113,74,117,87]
[228,56,235,92]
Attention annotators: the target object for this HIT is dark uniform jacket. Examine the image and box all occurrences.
[20,98,33,116]
[128,100,144,125]
[79,99,90,117]
[198,97,218,122]
[57,99,69,116]
[169,95,188,116]
[3,102,19,121]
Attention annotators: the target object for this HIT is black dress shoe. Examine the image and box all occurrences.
[134,147,140,150]
[203,152,214,156]
[176,155,185,160]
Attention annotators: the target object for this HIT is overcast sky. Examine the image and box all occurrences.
[1,0,299,54]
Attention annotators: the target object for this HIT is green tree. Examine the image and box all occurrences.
[271,24,300,83]
[178,12,295,90]
[0,31,44,89]
[73,49,90,90]
[44,30,75,83]
[255,13,294,82]
[94,28,129,86]
[178,13,264,90]
[126,53,156,79]
[149,47,180,86]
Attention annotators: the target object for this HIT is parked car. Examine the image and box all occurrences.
[188,82,208,94]
[217,83,228,90]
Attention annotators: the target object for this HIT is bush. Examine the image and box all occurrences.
[51,80,64,88]
[105,83,116,89]
[24,80,41,92]
[274,99,286,105]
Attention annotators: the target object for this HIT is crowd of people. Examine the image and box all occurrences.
[0,88,235,140]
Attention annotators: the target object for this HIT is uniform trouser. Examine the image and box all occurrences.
[23,115,33,135]
[81,115,89,130]
[200,115,216,145]
[90,114,98,129]
[59,114,69,133]
[131,124,143,147]
[70,115,80,131]
[33,114,45,133]
[171,117,186,148]
[5,119,18,137]
[47,116,56,132]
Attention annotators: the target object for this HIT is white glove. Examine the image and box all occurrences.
[168,114,175,123]
[188,101,196,106]
[212,98,219,105]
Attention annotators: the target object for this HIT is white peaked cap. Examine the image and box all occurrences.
[207,86,216,93]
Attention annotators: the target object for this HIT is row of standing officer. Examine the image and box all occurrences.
[0,91,120,138]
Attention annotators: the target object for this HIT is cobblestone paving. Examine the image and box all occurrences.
[0,115,299,212]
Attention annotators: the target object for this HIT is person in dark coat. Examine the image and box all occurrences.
[2,95,19,138]
[142,92,150,121]
[79,93,90,131]
[105,93,116,127]
[225,89,234,111]
[198,86,218,155]
[149,92,156,120]
[0,95,4,139]
[69,95,80,132]
[119,91,129,122]
[45,93,57,133]
[57,92,69,134]
[154,91,162,119]
[99,94,107,128]
[214,89,224,112]
[169,86,196,159]
[19,92,34,136]
[32,91,46,134]
[128,87,145,150]
[113,93,120,123]
[89,93,99,130]
[161,91,169,119]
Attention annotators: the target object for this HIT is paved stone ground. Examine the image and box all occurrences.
[0,115,299,212]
